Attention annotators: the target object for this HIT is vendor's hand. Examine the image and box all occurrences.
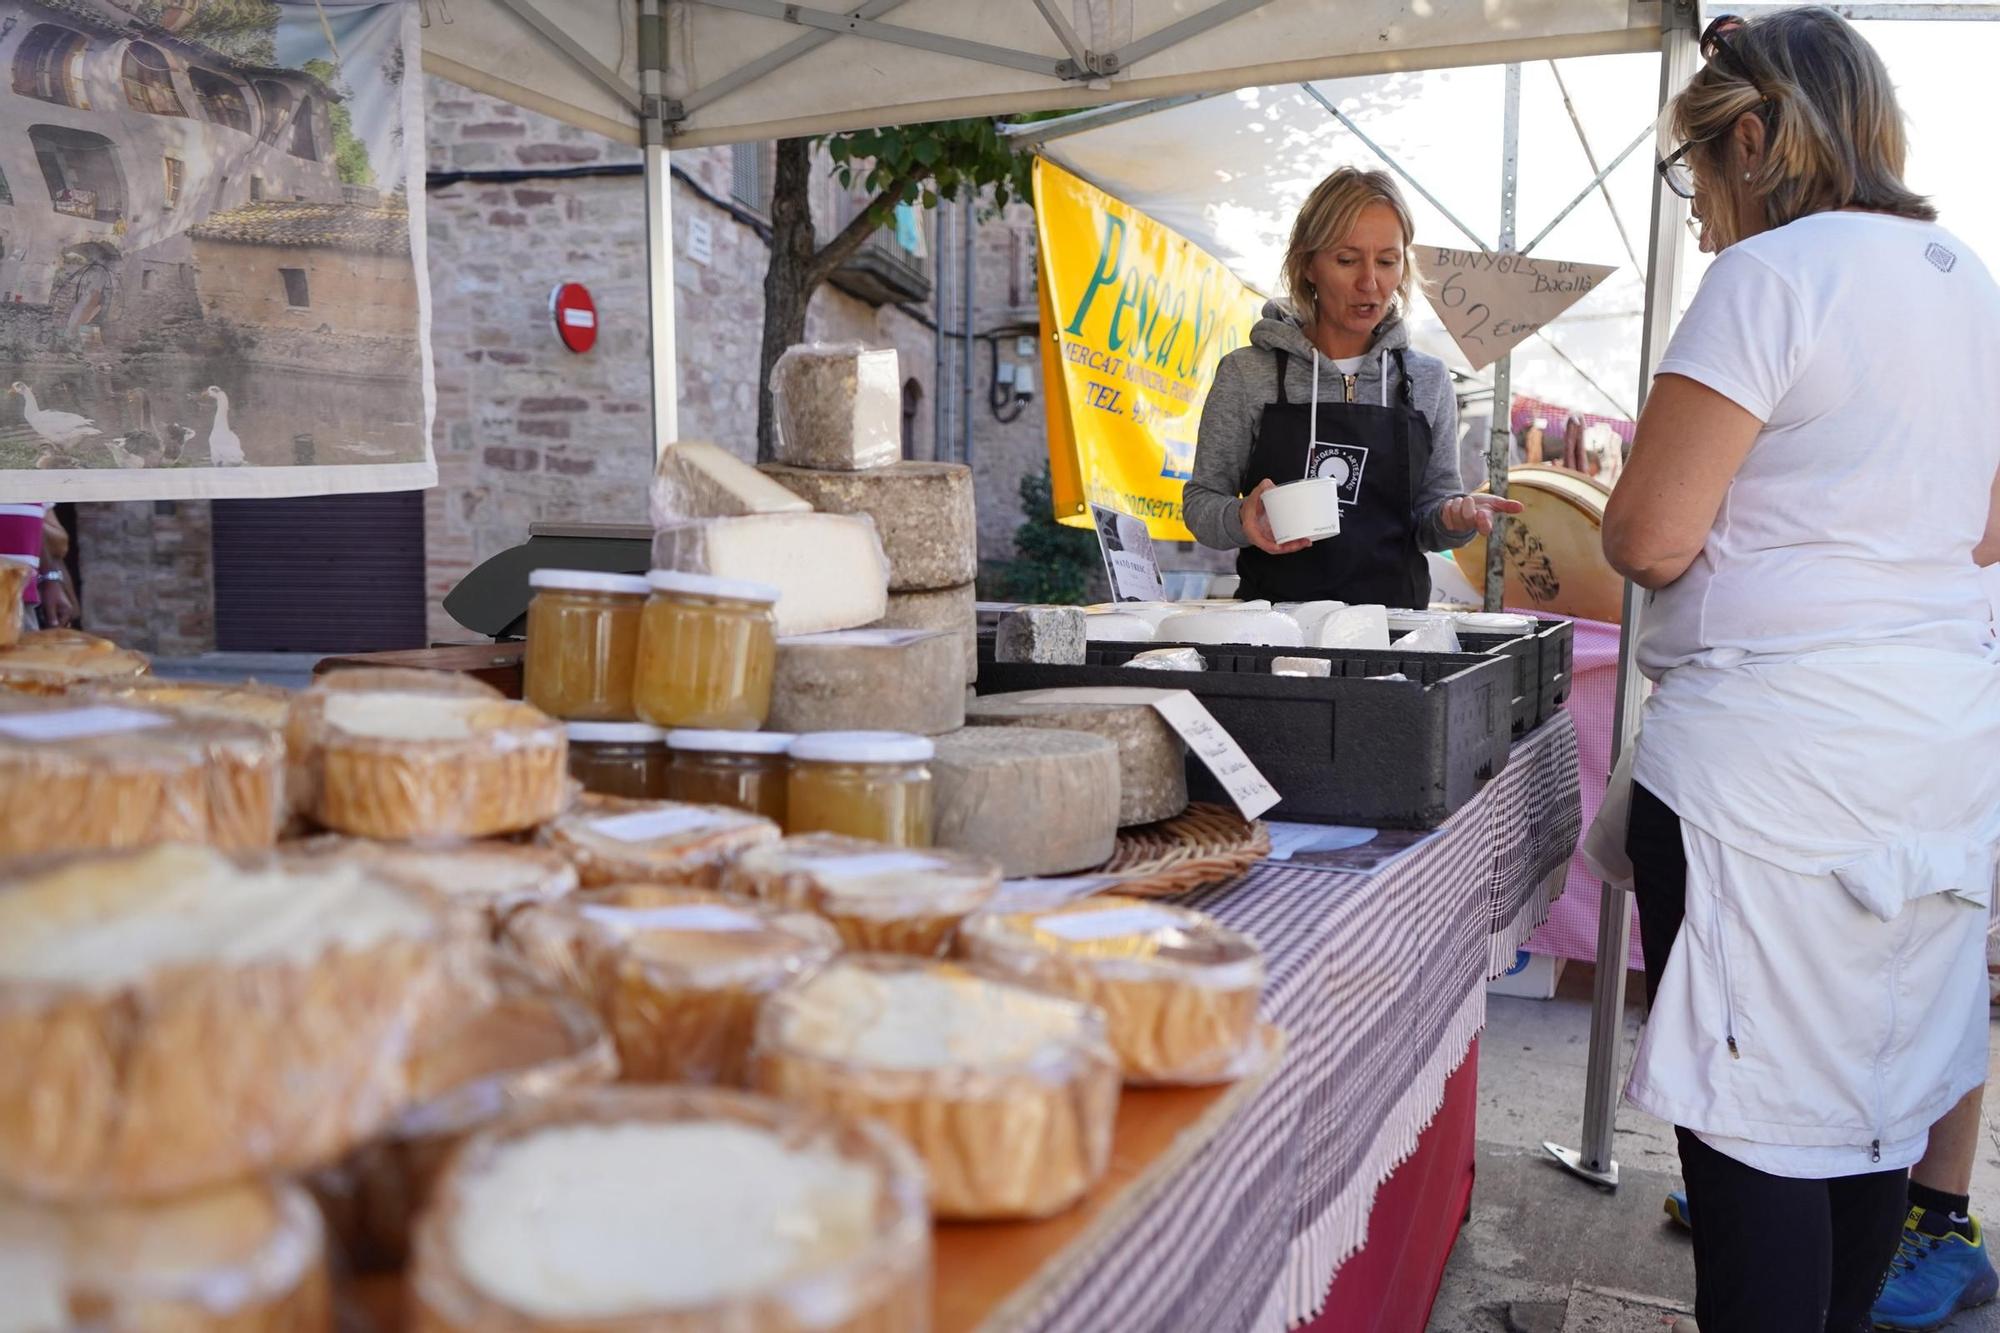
[37,578,77,629]
[1240,480,1313,555]
[1440,493,1525,537]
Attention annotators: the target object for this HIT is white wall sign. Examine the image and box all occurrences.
[1420,247,1616,372]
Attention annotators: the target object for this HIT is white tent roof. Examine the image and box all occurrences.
[421,0,1665,147]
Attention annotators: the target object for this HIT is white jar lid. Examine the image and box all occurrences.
[666,728,797,755]
[787,730,936,764]
[529,568,651,595]
[565,721,669,743]
[646,569,783,605]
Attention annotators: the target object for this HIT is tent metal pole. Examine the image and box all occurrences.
[1518,122,1651,260]
[1482,63,1520,613]
[640,0,678,458]
[1542,0,1698,1192]
[1301,84,1492,253]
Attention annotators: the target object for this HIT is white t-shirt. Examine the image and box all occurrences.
[1638,212,2000,677]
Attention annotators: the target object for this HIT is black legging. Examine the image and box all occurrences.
[1628,783,1910,1332]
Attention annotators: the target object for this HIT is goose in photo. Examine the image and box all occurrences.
[8,383,99,456]
[201,386,245,466]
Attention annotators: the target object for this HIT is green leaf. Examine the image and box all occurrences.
[912,136,940,166]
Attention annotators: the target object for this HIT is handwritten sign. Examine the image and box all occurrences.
[1149,690,1279,821]
[1421,246,1616,371]
[1090,502,1166,602]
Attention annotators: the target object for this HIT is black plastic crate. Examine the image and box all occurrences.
[1453,628,1536,736]
[1533,617,1575,722]
[973,638,1513,829]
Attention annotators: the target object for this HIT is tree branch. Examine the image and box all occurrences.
[804,170,924,290]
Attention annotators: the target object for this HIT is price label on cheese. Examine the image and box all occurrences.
[807,851,943,880]
[778,629,939,648]
[581,903,763,933]
[1147,691,1279,821]
[0,706,171,742]
[588,806,734,843]
[1035,904,1185,941]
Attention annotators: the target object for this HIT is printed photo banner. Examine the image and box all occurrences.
[1034,158,1262,542]
[0,0,433,500]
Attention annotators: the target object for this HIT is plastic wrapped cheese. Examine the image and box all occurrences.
[720,833,1001,956]
[0,629,149,694]
[83,676,293,730]
[540,795,781,888]
[0,561,27,650]
[311,968,616,1273]
[1311,604,1391,650]
[1274,600,1347,640]
[1392,621,1463,653]
[0,696,284,858]
[0,844,466,1202]
[1454,611,1539,635]
[960,896,1265,1086]
[1081,610,1157,643]
[409,1086,929,1333]
[1123,646,1207,672]
[300,690,569,841]
[286,835,579,931]
[1155,608,1302,647]
[752,956,1119,1220]
[0,1178,332,1330]
[768,343,903,471]
[312,666,504,698]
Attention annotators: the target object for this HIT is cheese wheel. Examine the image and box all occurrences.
[1155,608,1301,647]
[964,686,1189,826]
[650,441,811,525]
[928,728,1119,876]
[767,629,964,736]
[540,795,782,889]
[758,462,977,593]
[867,582,977,684]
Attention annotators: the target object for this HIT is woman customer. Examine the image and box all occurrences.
[1183,168,1519,605]
[1603,9,2000,1329]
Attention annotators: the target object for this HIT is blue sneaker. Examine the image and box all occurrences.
[1873,1207,2000,1331]
[1664,1189,1692,1231]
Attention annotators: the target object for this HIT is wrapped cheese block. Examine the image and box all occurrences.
[312,969,617,1273]
[540,795,781,888]
[652,514,891,637]
[868,582,978,684]
[767,343,903,471]
[964,686,1188,827]
[310,666,503,698]
[929,728,1118,875]
[720,833,1000,956]
[960,896,1265,1085]
[302,690,568,841]
[0,844,462,1202]
[0,629,149,694]
[84,676,293,730]
[767,628,964,736]
[1154,607,1302,647]
[578,889,840,1084]
[757,461,977,592]
[0,696,284,858]
[1081,610,1156,643]
[409,1086,930,1333]
[753,956,1118,1220]
[0,1178,332,1331]
[288,835,579,931]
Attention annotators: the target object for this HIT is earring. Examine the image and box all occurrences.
[1743,172,1752,180]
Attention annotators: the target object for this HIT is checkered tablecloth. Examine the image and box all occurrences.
[1002,713,1582,1333]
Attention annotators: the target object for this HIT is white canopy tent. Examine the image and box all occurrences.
[419,0,1710,1196]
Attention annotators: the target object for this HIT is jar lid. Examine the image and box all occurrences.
[565,721,670,743]
[666,728,796,755]
[529,568,651,595]
[646,570,782,605]
[787,731,936,764]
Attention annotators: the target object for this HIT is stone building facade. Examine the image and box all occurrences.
[71,76,1211,655]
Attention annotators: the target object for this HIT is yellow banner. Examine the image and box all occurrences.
[1034,158,1264,540]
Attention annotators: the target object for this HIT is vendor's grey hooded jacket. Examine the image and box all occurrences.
[1182,301,1471,555]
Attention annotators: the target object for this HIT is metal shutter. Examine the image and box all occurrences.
[211,490,426,652]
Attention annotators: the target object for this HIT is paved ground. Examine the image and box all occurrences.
[1427,963,2000,1332]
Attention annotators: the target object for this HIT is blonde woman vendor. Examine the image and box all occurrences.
[1183,168,1519,606]
[1602,9,2000,1328]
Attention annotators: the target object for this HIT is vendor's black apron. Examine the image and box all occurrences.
[1235,347,1433,608]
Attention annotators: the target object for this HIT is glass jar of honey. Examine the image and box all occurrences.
[634,572,781,730]
[784,732,934,846]
[566,722,672,799]
[523,569,650,721]
[665,729,794,823]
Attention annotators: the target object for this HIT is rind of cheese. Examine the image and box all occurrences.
[310,666,503,699]
[651,514,891,637]
[767,629,964,736]
[757,461,976,592]
[768,346,902,472]
[766,960,1089,1070]
[964,686,1189,827]
[0,630,149,690]
[540,796,781,889]
[650,440,811,525]
[287,837,578,921]
[929,728,1120,876]
[868,582,977,684]
[721,833,999,957]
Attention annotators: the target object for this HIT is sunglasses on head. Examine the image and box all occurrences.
[1654,13,1765,200]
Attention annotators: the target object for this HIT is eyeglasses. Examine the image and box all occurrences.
[1654,13,1762,200]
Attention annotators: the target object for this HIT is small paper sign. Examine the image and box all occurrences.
[581,903,763,933]
[1265,822,1378,861]
[1421,246,1617,372]
[589,806,733,843]
[1090,503,1166,603]
[778,629,939,648]
[1148,691,1280,821]
[0,706,170,742]
[1034,904,1185,941]
[807,851,943,880]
